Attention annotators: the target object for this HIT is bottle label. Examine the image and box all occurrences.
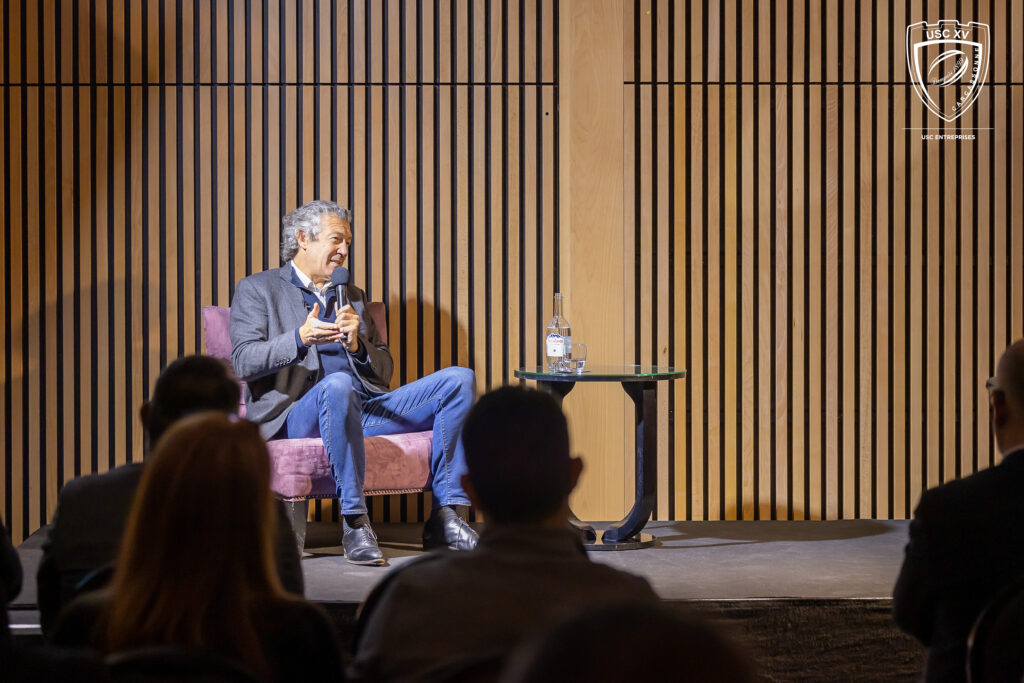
[546,334,565,357]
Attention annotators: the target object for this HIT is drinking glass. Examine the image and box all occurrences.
[567,343,587,373]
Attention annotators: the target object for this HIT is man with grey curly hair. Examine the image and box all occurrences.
[229,200,478,565]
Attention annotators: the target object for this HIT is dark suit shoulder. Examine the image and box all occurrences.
[915,461,1024,517]
[233,267,290,294]
[58,464,145,502]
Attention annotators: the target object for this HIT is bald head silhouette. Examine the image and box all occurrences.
[991,340,1024,456]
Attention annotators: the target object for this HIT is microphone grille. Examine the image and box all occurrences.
[331,266,350,286]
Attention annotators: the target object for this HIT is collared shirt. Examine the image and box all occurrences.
[290,260,333,309]
[352,525,659,681]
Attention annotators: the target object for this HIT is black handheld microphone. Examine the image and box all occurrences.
[331,267,351,345]
[331,267,350,308]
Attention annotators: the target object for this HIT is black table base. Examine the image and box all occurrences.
[534,378,659,551]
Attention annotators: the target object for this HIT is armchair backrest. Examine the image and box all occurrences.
[201,302,388,362]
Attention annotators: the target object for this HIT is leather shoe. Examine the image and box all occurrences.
[342,519,386,566]
[422,506,478,551]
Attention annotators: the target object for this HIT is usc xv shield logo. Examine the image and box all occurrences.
[906,20,990,122]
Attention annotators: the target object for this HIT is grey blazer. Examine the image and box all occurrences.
[229,266,393,439]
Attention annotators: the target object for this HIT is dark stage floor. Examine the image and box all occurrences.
[11,520,926,681]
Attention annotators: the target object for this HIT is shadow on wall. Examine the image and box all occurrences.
[385,296,473,391]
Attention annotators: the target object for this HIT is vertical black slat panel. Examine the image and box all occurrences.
[397,0,408,523]
[90,0,99,476]
[261,0,269,271]
[140,0,150,413]
[851,0,861,516]
[399,0,407,385]
[432,0,440,374]
[768,0,777,519]
[870,0,878,518]
[802,1,811,519]
[364,0,372,299]
[466,0,474,375]
[2,0,9,529]
[1005,0,1013,354]
[415,0,424,383]
[818,0,827,517]
[717,0,726,520]
[382,0,390,357]
[970,0,979,478]
[19,0,29,535]
[701,0,709,520]
[551,0,558,299]
[750,0,758,519]
[278,0,287,263]
[533,0,542,368]
[413,0,424,520]
[985,0,994,471]
[227,0,236,298]
[484,0,492,389]
[952,0,961,483]
[501,0,508,384]
[296,1,304,205]
[176,0,185,357]
[733,0,742,518]
[72,0,82,478]
[330,0,337,200]
[448,0,456,365]
[887,0,895,516]
[684,0,692,521]
[836,1,844,516]
[785,0,794,521]
[159,0,169,369]
[123,4,134,467]
[206,0,218,306]
[313,0,320,203]
[105,0,115,474]
[517,0,524,370]
[649,0,659,519]
[193,0,203,353]
[901,0,911,516]
[53,0,64,496]
[244,0,251,274]
[37,0,48,522]
[632,1,640,375]
[919,0,929,498]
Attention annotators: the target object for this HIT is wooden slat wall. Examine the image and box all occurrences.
[625,0,1024,521]
[4,0,1023,543]
[1,0,558,543]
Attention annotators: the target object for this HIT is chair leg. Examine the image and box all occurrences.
[284,500,309,553]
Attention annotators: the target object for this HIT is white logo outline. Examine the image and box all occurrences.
[906,19,991,122]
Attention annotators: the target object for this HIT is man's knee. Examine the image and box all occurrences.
[318,373,361,409]
[438,366,476,395]
[321,371,355,393]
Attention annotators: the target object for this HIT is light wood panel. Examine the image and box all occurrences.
[623,0,1024,520]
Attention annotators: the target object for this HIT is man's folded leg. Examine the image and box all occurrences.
[280,372,385,565]
[362,366,479,550]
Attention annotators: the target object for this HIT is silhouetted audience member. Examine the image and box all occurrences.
[0,515,21,672]
[894,340,1024,682]
[51,412,345,682]
[37,355,304,637]
[501,602,758,683]
[1,517,110,683]
[351,386,658,681]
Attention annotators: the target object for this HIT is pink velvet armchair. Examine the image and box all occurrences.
[201,304,433,548]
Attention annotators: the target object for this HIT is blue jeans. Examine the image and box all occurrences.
[278,366,476,515]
